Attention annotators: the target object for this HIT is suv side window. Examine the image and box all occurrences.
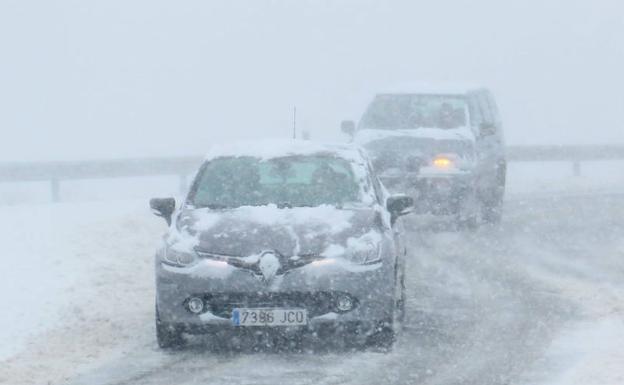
[485,92,501,126]
[467,93,484,135]
[476,91,495,126]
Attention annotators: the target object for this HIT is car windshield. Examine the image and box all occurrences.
[360,94,468,130]
[189,155,362,208]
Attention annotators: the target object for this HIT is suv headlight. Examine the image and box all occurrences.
[162,245,198,267]
[431,152,476,171]
[432,153,457,169]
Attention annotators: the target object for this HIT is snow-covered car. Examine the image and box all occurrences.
[341,87,506,227]
[149,140,414,349]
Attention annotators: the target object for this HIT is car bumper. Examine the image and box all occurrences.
[155,258,396,332]
[381,171,475,215]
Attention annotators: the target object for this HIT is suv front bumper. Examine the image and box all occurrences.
[381,171,475,215]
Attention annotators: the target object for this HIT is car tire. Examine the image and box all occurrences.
[456,187,479,230]
[367,275,403,351]
[481,185,504,224]
[482,162,506,224]
[155,306,186,349]
[482,198,503,224]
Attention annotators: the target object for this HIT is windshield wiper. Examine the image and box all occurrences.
[196,203,230,210]
[196,202,331,209]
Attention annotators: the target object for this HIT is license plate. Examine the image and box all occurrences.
[232,308,307,326]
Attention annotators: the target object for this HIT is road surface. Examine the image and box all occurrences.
[2,192,623,385]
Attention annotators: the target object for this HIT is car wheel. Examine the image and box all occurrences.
[482,192,504,224]
[456,187,479,230]
[155,306,186,349]
[482,202,502,223]
[367,279,402,350]
[482,163,506,224]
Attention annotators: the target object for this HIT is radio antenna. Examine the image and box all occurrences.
[292,106,297,139]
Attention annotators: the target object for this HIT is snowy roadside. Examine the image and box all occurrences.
[506,160,624,199]
[0,200,164,385]
[507,195,624,385]
[0,170,623,384]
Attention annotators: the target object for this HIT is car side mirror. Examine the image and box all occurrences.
[480,122,496,137]
[386,194,414,222]
[150,197,176,225]
[341,120,356,137]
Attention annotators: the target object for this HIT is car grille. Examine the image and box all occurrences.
[201,291,356,318]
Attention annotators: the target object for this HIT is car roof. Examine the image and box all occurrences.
[204,139,368,164]
[376,82,488,96]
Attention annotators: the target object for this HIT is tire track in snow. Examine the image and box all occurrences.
[4,193,621,385]
[66,197,584,385]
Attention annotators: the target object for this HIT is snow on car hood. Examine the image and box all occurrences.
[353,127,475,145]
[169,204,383,258]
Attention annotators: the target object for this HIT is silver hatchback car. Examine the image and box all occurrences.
[149,140,413,349]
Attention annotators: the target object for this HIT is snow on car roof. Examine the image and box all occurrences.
[204,139,367,163]
[376,82,487,95]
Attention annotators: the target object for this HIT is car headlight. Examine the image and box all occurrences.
[344,241,382,265]
[162,245,198,267]
[318,231,384,266]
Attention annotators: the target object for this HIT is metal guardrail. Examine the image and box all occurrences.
[0,157,203,182]
[507,144,624,178]
[1,145,623,202]
[0,157,204,202]
[506,145,624,162]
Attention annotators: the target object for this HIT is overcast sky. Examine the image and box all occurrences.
[1,0,622,161]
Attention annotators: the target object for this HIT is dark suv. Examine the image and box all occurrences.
[341,87,506,227]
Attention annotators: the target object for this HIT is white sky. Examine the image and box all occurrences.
[0,0,622,161]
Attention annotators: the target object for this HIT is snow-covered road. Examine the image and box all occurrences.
[2,192,624,385]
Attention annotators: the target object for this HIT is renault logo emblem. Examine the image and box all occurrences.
[258,251,281,282]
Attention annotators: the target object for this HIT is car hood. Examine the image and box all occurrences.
[354,127,475,145]
[171,204,383,257]
[353,128,476,175]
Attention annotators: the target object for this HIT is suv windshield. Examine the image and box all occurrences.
[189,155,361,208]
[360,94,467,130]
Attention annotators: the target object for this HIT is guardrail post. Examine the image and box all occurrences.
[572,161,581,177]
[51,178,60,202]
